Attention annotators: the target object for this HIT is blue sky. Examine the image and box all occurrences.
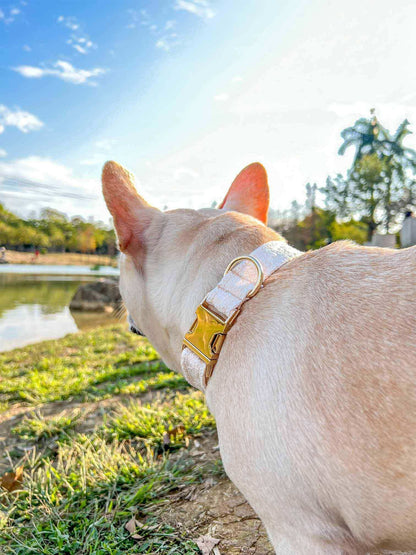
[1,0,416,222]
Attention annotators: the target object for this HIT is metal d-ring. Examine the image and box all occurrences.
[223,255,264,298]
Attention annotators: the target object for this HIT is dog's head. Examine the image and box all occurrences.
[102,161,278,371]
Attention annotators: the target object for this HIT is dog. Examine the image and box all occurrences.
[102,160,416,554]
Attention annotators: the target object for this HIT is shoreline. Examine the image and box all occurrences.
[2,250,118,267]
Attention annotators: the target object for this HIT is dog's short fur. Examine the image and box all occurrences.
[102,160,416,554]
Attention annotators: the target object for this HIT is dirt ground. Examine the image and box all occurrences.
[4,250,117,266]
[157,431,274,554]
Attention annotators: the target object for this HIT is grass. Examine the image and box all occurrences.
[12,408,83,441]
[0,325,218,553]
[0,325,167,411]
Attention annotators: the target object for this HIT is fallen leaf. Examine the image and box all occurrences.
[195,535,220,555]
[125,516,137,534]
[0,466,24,492]
[125,516,153,540]
[163,424,187,448]
[125,516,142,534]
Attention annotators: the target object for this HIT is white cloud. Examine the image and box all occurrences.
[58,16,97,55]
[94,139,113,151]
[68,36,96,55]
[14,60,106,85]
[0,148,7,157]
[80,156,104,167]
[0,105,44,134]
[80,138,115,166]
[214,93,229,102]
[126,8,151,30]
[174,0,215,20]
[22,44,31,52]
[156,33,180,51]
[0,6,22,24]
[165,20,176,30]
[57,15,79,31]
[0,156,105,218]
[128,9,180,51]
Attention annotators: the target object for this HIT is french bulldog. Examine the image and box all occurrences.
[102,160,416,554]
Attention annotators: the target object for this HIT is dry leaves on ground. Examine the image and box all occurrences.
[195,534,220,555]
[0,466,24,492]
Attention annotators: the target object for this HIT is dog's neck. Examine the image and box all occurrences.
[170,221,282,369]
[180,240,302,390]
[124,214,287,377]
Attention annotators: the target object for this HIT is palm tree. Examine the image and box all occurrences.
[337,110,416,235]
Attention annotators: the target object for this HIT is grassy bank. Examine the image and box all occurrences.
[4,250,117,267]
[0,326,272,554]
[0,326,217,554]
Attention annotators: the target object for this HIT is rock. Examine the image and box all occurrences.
[69,278,122,312]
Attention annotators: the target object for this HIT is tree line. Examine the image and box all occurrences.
[0,205,117,254]
[271,111,416,250]
[1,111,415,254]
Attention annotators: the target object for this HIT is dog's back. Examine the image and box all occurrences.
[208,242,416,553]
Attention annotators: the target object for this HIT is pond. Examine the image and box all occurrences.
[0,268,122,352]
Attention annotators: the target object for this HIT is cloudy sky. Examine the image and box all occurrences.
[2,0,416,222]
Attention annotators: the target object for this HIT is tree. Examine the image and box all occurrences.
[322,111,416,240]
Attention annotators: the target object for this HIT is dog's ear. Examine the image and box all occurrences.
[219,162,269,224]
[102,161,160,257]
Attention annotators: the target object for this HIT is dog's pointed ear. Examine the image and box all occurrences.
[219,162,269,224]
[102,161,160,256]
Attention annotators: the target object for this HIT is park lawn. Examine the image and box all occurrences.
[0,325,220,554]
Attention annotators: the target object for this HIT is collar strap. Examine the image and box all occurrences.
[181,240,301,391]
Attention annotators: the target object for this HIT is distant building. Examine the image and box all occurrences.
[400,211,416,248]
[370,234,396,248]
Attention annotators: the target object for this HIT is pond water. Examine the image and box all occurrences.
[0,268,122,352]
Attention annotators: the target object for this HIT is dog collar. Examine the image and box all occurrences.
[181,240,301,391]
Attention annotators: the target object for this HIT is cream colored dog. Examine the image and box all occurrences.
[102,160,416,554]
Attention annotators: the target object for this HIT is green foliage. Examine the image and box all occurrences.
[322,112,416,238]
[273,206,367,250]
[0,204,116,253]
[329,218,367,244]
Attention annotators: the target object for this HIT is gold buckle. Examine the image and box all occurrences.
[183,303,238,385]
[183,254,264,386]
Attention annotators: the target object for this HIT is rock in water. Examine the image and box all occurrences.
[69,278,122,312]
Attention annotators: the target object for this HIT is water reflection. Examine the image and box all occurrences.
[0,274,123,351]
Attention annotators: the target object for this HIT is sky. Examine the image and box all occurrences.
[2,0,416,223]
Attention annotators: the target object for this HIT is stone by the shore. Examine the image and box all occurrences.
[69,278,122,312]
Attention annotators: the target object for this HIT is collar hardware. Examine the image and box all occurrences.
[181,241,301,391]
[183,255,263,386]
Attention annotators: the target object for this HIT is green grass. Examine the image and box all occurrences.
[12,408,84,441]
[0,325,166,411]
[106,393,215,448]
[0,325,218,553]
